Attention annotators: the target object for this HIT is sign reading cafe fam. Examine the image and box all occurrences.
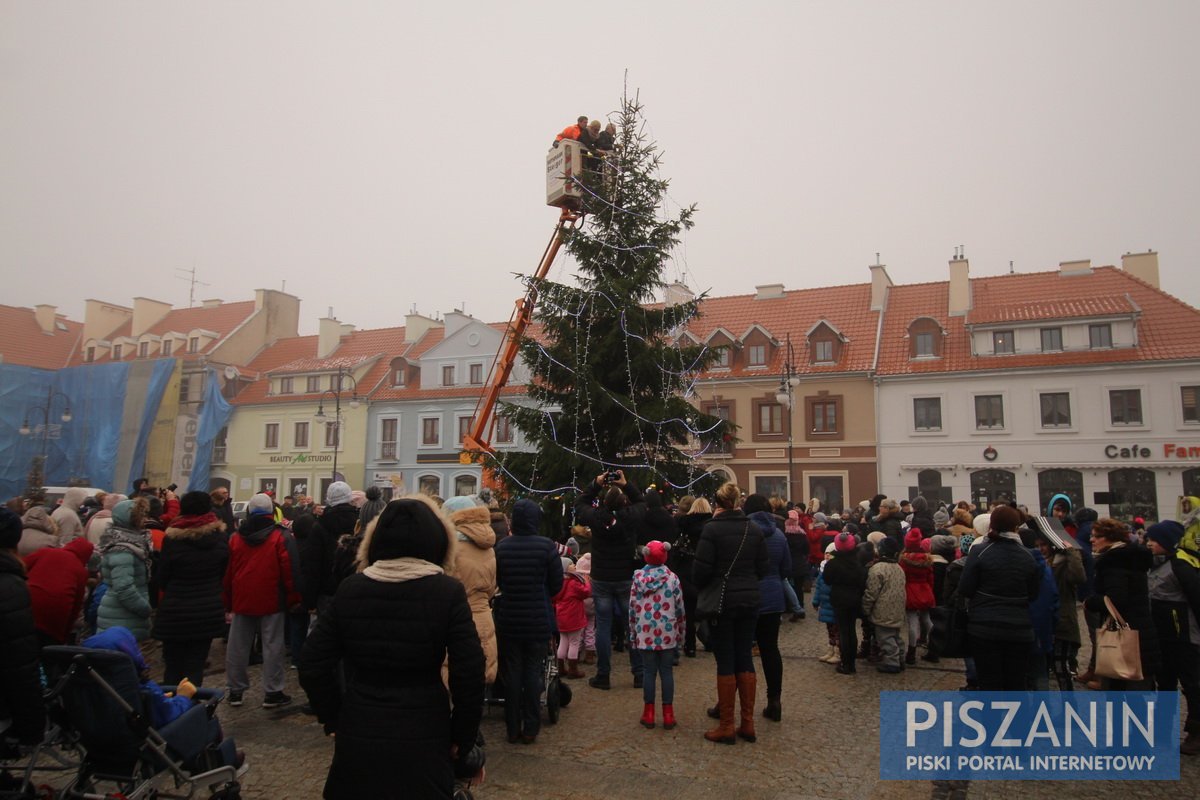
[880,692,1179,780]
[268,453,335,465]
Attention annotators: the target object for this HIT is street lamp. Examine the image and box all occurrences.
[774,333,799,501]
[314,366,360,480]
[20,386,73,460]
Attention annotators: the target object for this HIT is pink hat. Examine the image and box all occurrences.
[642,540,670,566]
[834,532,857,552]
[919,538,932,553]
[905,528,924,552]
[350,490,367,509]
[575,552,592,576]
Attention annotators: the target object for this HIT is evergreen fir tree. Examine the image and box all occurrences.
[24,455,46,506]
[495,92,731,509]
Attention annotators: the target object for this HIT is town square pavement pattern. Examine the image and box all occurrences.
[149,618,1195,800]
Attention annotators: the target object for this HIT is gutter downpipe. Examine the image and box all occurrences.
[870,289,887,498]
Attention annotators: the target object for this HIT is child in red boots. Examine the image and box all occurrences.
[628,541,685,729]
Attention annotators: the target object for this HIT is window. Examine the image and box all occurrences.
[971,469,1016,508]
[161,340,173,357]
[913,397,942,431]
[179,375,191,403]
[455,475,478,496]
[1184,386,1200,424]
[188,337,199,353]
[1089,323,1113,349]
[264,422,279,449]
[294,421,309,449]
[1108,468,1158,523]
[805,395,843,440]
[1041,327,1063,352]
[703,402,733,454]
[325,421,339,448]
[1040,392,1072,428]
[335,373,348,391]
[747,345,766,366]
[419,475,441,496]
[379,417,398,460]
[813,340,834,363]
[974,395,1004,429]
[85,346,95,363]
[756,402,783,436]
[138,342,149,358]
[279,377,293,394]
[112,344,123,359]
[422,417,440,446]
[212,427,228,464]
[914,332,935,357]
[1037,469,1083,518]
[713,346,730,368]
[469,363,483,384]
[442,365,455,386]
[1109,389,1143,425]
[495,416,514,444]
[992,330,1014,355]
[909,318,943,358]
[393,368,405,387]
[306,375,321,393]
[458,415,475,444]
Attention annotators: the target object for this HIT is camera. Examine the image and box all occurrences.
[604,470,621,484]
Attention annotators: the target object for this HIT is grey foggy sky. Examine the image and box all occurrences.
[3,1,1198,335]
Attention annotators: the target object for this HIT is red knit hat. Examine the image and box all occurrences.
[834,531,857,552]
[642,540,670,566]
[904,528,924,552]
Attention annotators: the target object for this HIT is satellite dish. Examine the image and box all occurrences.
[224,366,240,380]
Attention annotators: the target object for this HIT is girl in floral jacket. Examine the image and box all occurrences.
[628,540,685,730]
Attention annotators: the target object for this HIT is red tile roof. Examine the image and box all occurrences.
[0,305,83,369]
[876,266,1200,375]
[68,300,259,365]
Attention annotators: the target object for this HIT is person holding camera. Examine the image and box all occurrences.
[574,469,647,691]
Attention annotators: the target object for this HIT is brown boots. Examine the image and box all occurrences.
[704,675,738,744]
[704,673,757,744]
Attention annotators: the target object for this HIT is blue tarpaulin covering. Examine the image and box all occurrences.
[125,359,176,492]
[187,367,233,493]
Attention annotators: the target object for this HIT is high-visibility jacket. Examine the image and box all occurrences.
[555,123,582,142]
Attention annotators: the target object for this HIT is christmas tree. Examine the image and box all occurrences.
[494,91,732,511]
[24,455,46,507]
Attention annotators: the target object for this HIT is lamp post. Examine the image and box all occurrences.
[20,386,73,460]
[774,333,799,501]
[314,367,360,481]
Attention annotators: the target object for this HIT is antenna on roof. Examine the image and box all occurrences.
[174,264,210,308]
[328,306,334,318]
[874,252,881,266]
[1009,260,1014,274]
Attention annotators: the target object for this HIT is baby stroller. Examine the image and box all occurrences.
[485,637,572,725]
[0,687,83,800]
[40,646,242,799]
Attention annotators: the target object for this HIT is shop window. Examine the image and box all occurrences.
[1107,468,1157,523]
[754,475,788,499]
[808,475,845,513]
[1037,469,1083,518]
[455,475,478,496]
[908,469,953,505]
[1183,468,1200,499]
[418,475,441,496]
[970,469,1015,509]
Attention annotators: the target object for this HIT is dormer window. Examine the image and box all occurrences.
[161,340,173,357]
[747,345,766,367]
[813,340,833,363]
[112,344,123,359]
[138,341,149,358]
[992,330,1015,355]
[85,346,96,363]
[394,368,405,387]
[908,318,944,359]
[306,375,321,393]
[714,346,731,368]
[279,377,294,394]
[1089,323,1113,349]
[188,337,199,353]
[1040,327,1063,352]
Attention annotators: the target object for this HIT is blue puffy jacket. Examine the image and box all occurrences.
[812,567,835,624]
[751,511,792,614]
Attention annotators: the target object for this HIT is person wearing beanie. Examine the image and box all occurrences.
[25,537,93,647]
[822,531,867,675]
[0,507,45,745]
[443,494,499,684]
[152,491,229,687]
[629,540,684,729]
[900,529,936,665]
[863,535,907,674]
[1144,519,1200,753]
[812,542,839,663]
[909,496,935,538]
[314,481,358,610]
[300,495,486,795]
[875,499,905,551]
[933,508,951,531]
[225,493,299,709]
[494,498,564,744]
[554,555,591,681]
[574,552,597,664]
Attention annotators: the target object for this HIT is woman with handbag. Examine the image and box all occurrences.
[694,483,768,745]
[1084,517,1159,690]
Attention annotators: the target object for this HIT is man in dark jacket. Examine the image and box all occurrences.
[494,499,563,744]
[0,508,45,746]
[574,470,646,690]
[210,486,236,536]
[314,481,358,611]
[909,496,936,538]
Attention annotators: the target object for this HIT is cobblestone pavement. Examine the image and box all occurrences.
[151,614,1196,800]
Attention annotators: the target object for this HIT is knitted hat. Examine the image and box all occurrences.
[930,534,958,560]
[1145,521,1184,552]
[575,552,592,576]
[561,556,574,573]
[878,538,901,560]
[248,493,274,516]
[179,490,212,517]
[972,513,992,539]
[0,507,20,550]
[824,542,837,555]
[919,538,932,552]
[812,512,828,527]
[904,528,924,552]
[642,540,670,566]
[933,509,950,528]
[959,533,975,552]
[442,495,479,515]
[350,490,367,509]
[835,531,857,552]
[325,481,352,506]
[867,531,886,547]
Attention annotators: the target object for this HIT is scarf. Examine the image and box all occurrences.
[170,511,218,530]
[99,525,151,565]
[995,531,1022,544]
[362,557,443,583]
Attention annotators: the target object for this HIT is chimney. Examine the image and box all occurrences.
[869,263,893,312]
[83,299,132,343]
[201,298,222,309]
[1121,251,1159,288]
[948,255,971,316]
[317,316,349,358]
[404,312,443,343]
[755,283,785,300]
[664,281,695,307]
[131,297,172,337]
[33,304,57,334]
[1059,259,1093,276]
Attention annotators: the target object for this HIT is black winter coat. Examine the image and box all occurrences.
[152,517,229,641]
[823,550,868,611]
[574,480,645,582]
[1086,543,1161,678]
[0,554,44,744]
[315,504,359,598]
[292,512,322,610]
[494,527,564,643]
[958,538,1041,643]
[876,513,905,549]
[693,510,768,613]
[300,571,484,799]
[671,512,711,586]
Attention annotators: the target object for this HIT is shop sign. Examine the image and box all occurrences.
[1104,444,1152,459]
[1163,443,1200,459]
[268,453,335,464]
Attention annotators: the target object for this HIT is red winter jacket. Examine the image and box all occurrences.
[223,517,298,616]
[899,551,936,610]
[554,573,591,633]
[160,497,181,527]
[807,527,826,566]
[25,538,93,643]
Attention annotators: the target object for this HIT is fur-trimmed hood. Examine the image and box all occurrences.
[450,505,496,549]
[356,494,457,574]
[164,513,226,541]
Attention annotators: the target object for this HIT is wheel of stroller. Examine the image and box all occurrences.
[558,681,573,708]
[545,674,561,724]
[452,788,475,800]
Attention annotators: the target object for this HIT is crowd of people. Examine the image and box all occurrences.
[3,476,1200,797]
